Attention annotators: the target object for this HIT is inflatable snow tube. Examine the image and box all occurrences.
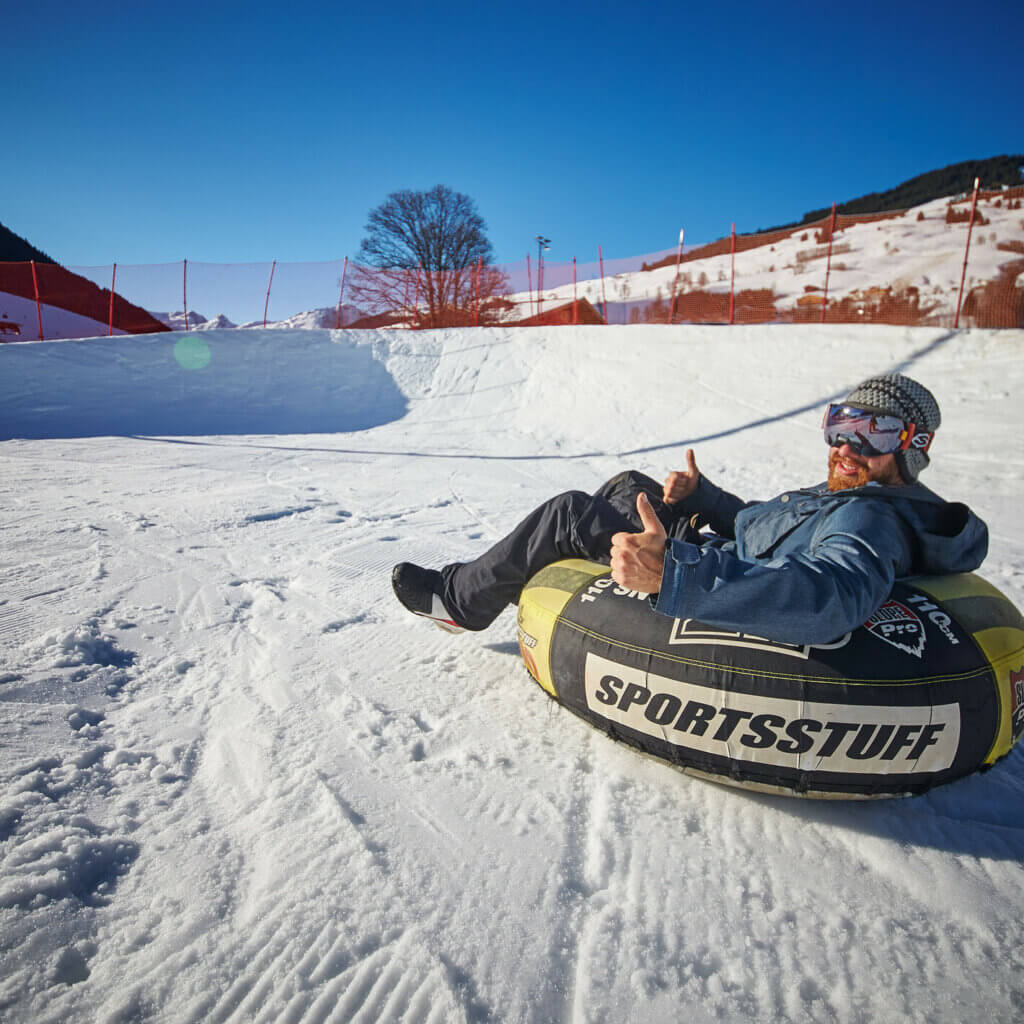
[516,560,1024,799]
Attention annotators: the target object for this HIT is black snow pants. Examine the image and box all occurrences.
[439,470,702,631]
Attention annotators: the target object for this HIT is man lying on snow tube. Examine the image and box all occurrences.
[392,374,1021,797]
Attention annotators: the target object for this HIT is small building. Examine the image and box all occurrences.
[511,298,606,326]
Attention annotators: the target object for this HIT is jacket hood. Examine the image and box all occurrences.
[812,480,989,575]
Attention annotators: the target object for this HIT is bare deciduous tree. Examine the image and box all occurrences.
[351,185,510,328]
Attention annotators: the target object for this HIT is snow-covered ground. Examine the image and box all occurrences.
[1,323,1023,1023]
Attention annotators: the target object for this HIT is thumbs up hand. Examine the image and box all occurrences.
[663,449,700,504]
[610,493,668,595]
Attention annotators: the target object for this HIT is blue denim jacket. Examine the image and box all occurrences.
[654,475,989,645]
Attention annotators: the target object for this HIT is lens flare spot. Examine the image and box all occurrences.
[173,335,211,371]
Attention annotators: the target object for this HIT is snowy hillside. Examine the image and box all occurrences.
[524,194,1024,325]
[0,292,128,342]
[1,324,1023,1022]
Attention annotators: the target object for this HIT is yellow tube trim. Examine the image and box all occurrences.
[518,560,607,697]
[913,573,1010,603]
[972,626,1024,763]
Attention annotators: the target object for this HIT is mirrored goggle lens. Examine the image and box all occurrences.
[823,404,912,456]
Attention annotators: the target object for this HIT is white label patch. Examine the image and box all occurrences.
[864,600,926,658]
[583,653,960,775]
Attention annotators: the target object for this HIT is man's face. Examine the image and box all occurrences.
[827,444,903,491]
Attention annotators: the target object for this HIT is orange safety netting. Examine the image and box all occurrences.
[0,261,168,338]
[2,188,1022,341]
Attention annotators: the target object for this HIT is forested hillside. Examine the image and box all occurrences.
[788,154,1024,228]
[0,221,54,264]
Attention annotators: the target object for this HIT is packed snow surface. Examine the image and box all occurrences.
[1,324,1023,1023]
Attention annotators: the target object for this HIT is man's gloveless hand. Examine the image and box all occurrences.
[663,448,700,504]
[610,493,667,594]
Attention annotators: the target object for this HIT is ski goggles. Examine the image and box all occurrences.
[822,403,933,457]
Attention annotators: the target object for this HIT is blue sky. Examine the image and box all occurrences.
[5,0,1022,271]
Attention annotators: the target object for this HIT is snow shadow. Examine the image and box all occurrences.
[725,748,1024,861]
[0,330,408,440]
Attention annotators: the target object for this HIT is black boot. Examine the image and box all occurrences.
[391,562,468,633]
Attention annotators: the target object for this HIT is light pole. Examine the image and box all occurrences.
[535,236,551,316]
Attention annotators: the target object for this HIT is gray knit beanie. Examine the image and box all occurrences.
[843,373,940,482]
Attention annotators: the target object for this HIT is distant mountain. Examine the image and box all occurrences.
[768,155,1024,232]
[151,311,218,331]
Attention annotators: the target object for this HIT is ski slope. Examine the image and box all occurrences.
[1,324,1023,1023]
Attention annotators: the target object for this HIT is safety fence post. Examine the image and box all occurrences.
[598,246,607,324]
[526,254,533,318]
[954,177,981,328]
[183,259,189,331]
[108,263,117,335]
[263,259,277,327]
[729,223,736,324]
[475,256,482,326]
[668,229,685,324]
[335,257,349,328]
[30,261,43,340]
[413,264,422,329]
[537,251,544,317]
[820,203,837,324]
[572,257,578,324]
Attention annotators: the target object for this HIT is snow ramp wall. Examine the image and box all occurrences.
[0,329,408,440]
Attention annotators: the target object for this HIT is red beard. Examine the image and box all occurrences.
[827,450,871,491]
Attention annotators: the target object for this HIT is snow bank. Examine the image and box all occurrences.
[0,329,407,439]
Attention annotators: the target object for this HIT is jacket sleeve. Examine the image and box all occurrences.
[653,501,914,645]
[681,475,755,539]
